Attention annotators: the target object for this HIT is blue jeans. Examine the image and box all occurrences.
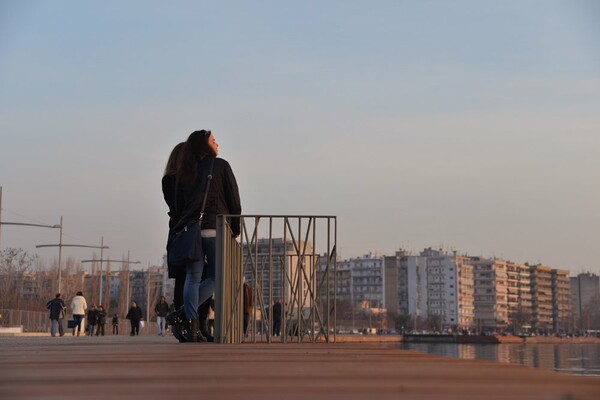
[156,316,166,335]
[72,314,84,335]
[50,319,64,336]
[183,237,216,320]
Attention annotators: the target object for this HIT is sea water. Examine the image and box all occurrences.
[398,342,600,376]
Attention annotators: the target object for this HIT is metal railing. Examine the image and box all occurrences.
[0,309,49,332]
[214,215,337,344]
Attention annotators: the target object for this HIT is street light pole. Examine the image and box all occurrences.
[57,216,63,293]
[37,239,109,295]
[80,257,141,307]
[100,236,105,307]
[0,187,61,249]
[1,188,63,290]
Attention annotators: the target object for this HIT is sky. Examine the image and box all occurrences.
[1,0,599,275]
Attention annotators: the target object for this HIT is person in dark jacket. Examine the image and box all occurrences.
[112,313,119,335]
[46,293,66,337]
[176,130,242,342]
[126,301,143,336]
[95,305,107,336]
[272,299,283,337]
[86,305,99,336]
[162,142,187,310]
[243,281,253,338]
[154,296,170,336]
[162,142,214,342]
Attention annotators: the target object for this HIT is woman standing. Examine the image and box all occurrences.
[70,291,87,336]
[176,130,241,342]
[162,142,186,310]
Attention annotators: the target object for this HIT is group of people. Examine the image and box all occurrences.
[84,304,107,336]
[162,130,241,343]
[46,291,146,337]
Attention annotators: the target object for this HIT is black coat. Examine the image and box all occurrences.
[46,298,66,320]
[87,309,99,325]
[162,174,185,231]
[127,306,143,321]
[177,157,241,235]
[97,310,107,325]
[163,173,187,279]
[155,301,170,317]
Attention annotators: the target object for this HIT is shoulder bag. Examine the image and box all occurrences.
[167,158,214,267]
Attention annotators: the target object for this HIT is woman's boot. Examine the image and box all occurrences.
[199,319,214,342]
[189,319,207,343]
[168,307,187,343]
[198,298,214,342]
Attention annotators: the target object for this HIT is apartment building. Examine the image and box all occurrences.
[551,269,571,332]
[421,248,474,329]
[529,265,553,330]
[471,258,509,331]
[388,248,474,329]
[400,251,428,320]
[570,272,600,318]
[350,252,384,309]
[243,238,314,309]
[506,261,532,332]
[570,272,600,329]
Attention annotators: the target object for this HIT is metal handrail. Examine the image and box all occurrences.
[214,215,337,344]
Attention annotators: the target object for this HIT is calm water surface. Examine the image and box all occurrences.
[398,343,600,376]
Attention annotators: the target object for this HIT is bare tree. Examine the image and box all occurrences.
[0,248,37,309]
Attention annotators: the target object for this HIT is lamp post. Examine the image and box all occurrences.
[0,187,62,250]
[81,257,141,307]
[146,266,163,331]
[37,236,109,294]
[1,187,63,289]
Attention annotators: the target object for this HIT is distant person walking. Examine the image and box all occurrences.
[243,281,253,337]
[86,305,99,336]
[70,291,87,336]
[46,293,66,337]
[126,301,143,336]
[155,296,170,336]
[175,130,242,342]
[96,305,107,336]
[272,299,282,337]
[112,314,119,335]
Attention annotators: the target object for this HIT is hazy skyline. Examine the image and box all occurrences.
[1,1,599,274]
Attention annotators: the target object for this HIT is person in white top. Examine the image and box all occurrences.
[70,291,87,336]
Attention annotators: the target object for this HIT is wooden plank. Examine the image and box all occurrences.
[0,336,598,399]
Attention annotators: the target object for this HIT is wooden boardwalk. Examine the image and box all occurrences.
[0,335,598,400]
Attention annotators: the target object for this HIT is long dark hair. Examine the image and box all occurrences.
[180,130,216,183]
[163,142,185,177]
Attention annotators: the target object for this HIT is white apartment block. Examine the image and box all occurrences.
[391,248,474,329]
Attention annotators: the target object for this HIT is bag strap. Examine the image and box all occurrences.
[198,158,215,222]
[173,157,215,230]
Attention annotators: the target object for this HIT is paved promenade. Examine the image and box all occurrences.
[1,335,599,400]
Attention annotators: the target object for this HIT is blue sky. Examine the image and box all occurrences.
[1,1,599,274]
